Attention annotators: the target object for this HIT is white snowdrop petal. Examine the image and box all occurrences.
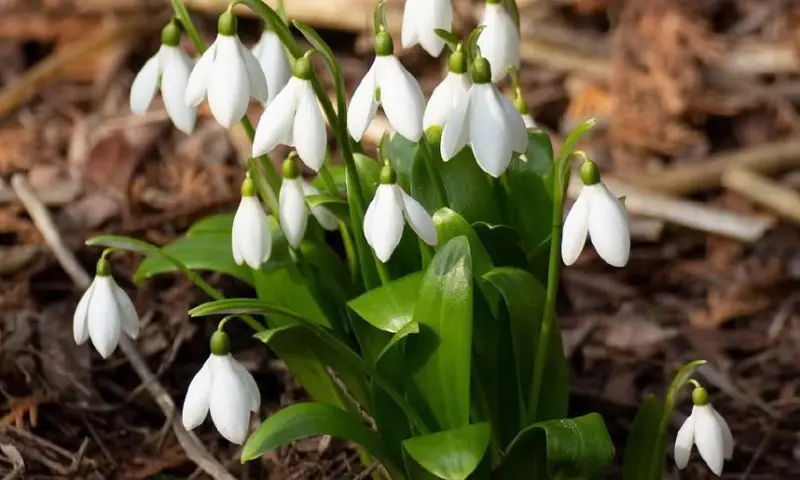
[230,356,261,412]
[209,356,252,444]
[367,185,405,262]
[401,0,421,50]
[293,82,327,171]
[182,357,213,430]
[279,178,309,249]
[674,409,697,469]
[478,3,520,82]
[232,197,269,269]
[377,56,424,142]
[207,36,250,128]
[587,184,630,267]
[253,31,292,104]
[252,78,300,157]
[400,189,437,246]
[499,92,528,153]
[238,39,269,104]
[347,62,379,141]
[469,85,513,177]
[73,278,96,345]
[185,42,216,107]
[710,406,734,459]
[130,53,161,115]
[87,276,122,359]
[111,280,140,340]
[424,72,469,130]
[418,0,452,57]
[440,91,471,160]
[561,188,590,266]
[363,189,379,247]
[160,47,197,134]
[694,406,725,476]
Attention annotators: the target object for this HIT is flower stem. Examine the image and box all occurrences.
[528,158,568,421]
[418,135,448,209]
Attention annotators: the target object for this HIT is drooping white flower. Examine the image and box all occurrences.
[251,28,292,104]
[130,22,196,134]
[423,51,470,129]
[278,160,309,249]
[364,164,437,262]
[73,259,140,359]
[440,56,527,177]
[301,181,340,231]
[561,161,629,267]
[674,387,733,476]
[252,55,326,172]
[182,331,260,445]
[232,177,272,269]
[401,0,453,57]
[477,0,520,83]
[185,11,268,128]
[348,31,424,142]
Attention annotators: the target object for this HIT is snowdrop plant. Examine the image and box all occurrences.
[130,20,197,134]
[477,0,520,82]
[185,10,268,128]
[81,0,723,478]
[674,384,733,476]
[73,257,139,359]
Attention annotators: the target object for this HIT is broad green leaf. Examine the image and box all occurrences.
[254,324,371,415]
[498,413,615,479]
[432,209,492,278]
[305,194,350,222]
[472,223,527,270]
[241,402,404,479]
[347,272,423,333]
[502,131,555,270]
[186,213,233,234]
[622,394,663,480]
[402,423,491,480]
[378,321,419,361]
[406,236,473,431]
[313,164,346,192]
[482,267,568,424]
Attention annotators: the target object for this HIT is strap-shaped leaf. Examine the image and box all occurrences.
[498,413,615,479]
[347,272,422,333]
[403,423,491,480]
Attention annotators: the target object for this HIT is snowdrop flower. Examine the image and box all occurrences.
[182,330,260,444]
[252,54,326,172]
[440,56,527,177]
[477,0,520,83]
[251,27,292,104]
[130,21,196,134]
[423,48,471,130]
[674,386,733,476]
[302,181,340,231]
[73,258,139,359]
[364,163,437,262]
[232,176,272,269]
[348,30,424,142]
[561,160,630,267]
[401,0,452,57]
[185,11,268,128]
[279,159,309,249]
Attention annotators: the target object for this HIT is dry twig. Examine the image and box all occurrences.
[722,168,800,226]
[10,173,235,480]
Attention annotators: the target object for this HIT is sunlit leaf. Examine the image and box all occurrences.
[403,423,491,480]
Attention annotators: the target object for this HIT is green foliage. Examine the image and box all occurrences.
[402,423,491,480]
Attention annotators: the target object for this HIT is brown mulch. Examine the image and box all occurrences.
[1,0,800,478]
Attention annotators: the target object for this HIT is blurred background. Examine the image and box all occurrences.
[1,0,799,478]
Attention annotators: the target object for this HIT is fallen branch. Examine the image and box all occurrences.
[722,168,800,226]
[10,173,235,480]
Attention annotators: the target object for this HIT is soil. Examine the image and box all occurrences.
[1,0,800,478]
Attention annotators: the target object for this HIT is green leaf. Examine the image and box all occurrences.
[472,223,527,270]
[378,321,419,361]
[402,423,491,480]
[186,213,233,234]
[622,394,663,480]
[502,131,555,267]
[482,267,569,424]
[406,236,473,431]
[347,154,382,289]
[499,414,615,479]
[347,272,423,333]
[313,164,346,192]
[305,194,350,223]
[242,402,404,478]
[555,118,596,168]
